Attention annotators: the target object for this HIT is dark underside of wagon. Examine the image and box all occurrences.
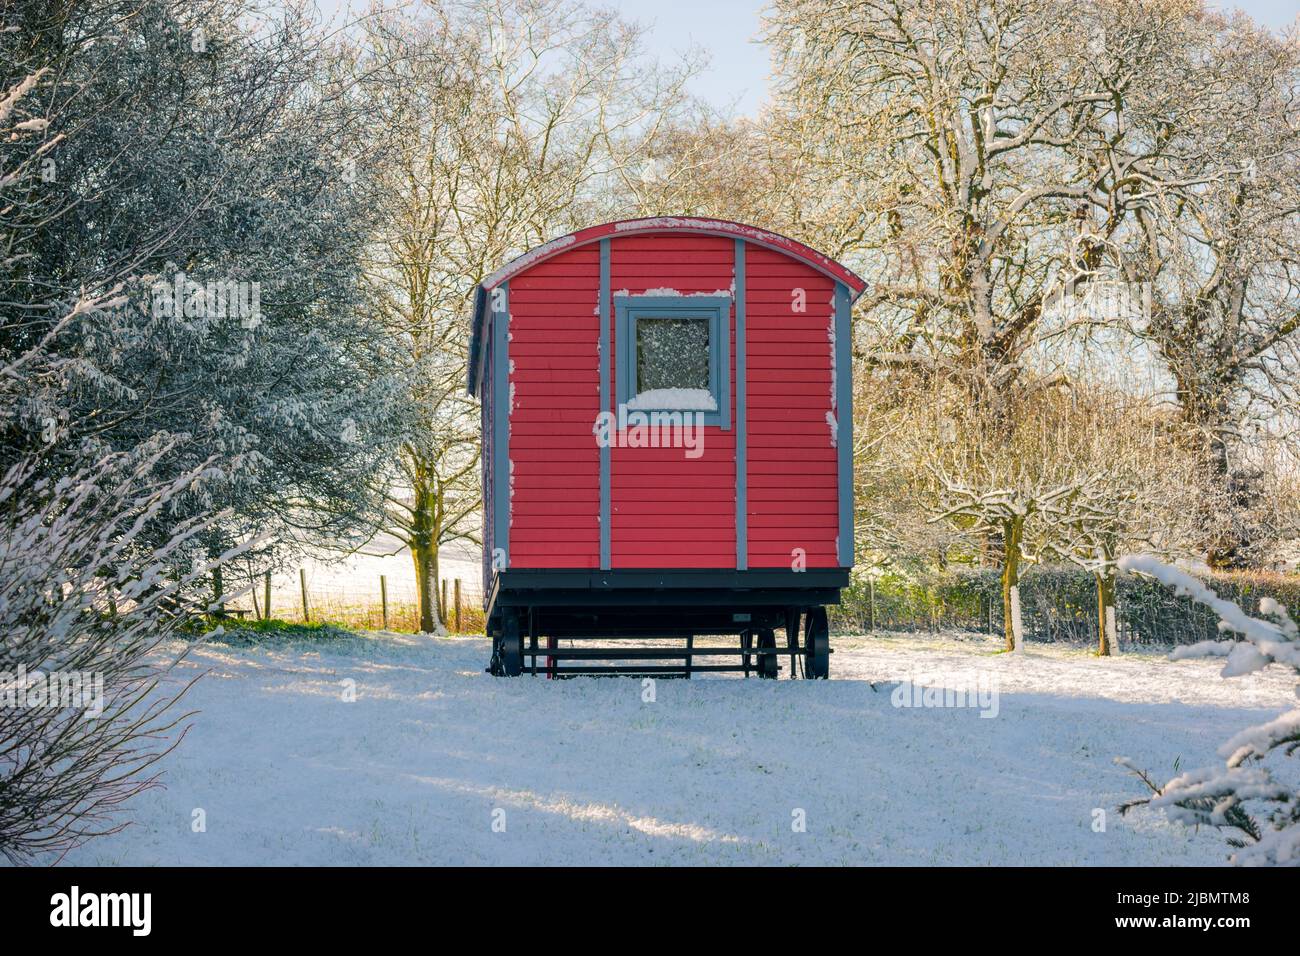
[485,569,844,679]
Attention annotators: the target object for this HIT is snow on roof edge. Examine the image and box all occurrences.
[469,217,867,396]
[480,217,866,296]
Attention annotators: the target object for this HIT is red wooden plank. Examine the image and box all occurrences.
[507,332,598,344]
[615,497,737,510]
[512,359,601,372]
[510,413,601,425]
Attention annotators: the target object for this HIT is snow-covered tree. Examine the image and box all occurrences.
[1047,399,1206,654]
[921,382,1205,652]
[920,386,1097,651]
[0,0,394,859]
[1117,556,1300,866]
[0,444,245,862]
[1111,16,1300,566]
[761,0,1185,412]
[3,0,402,588]
[0,46,241,859]
[930,470,1085,653]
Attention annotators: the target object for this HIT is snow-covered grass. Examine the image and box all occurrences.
[60,629,1297,866]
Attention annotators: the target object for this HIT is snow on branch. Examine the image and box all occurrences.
[1116,555,1300,866]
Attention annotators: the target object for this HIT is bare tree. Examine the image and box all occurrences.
[919,386,1087,650]
[351,0,697,631]
[762,0,1187,412]
[0,444,244,862]
[1107,13,1300,566]
[1050,399,1204,654]
[920,383,1203,651]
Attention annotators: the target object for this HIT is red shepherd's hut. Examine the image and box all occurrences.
[467,217,867,678]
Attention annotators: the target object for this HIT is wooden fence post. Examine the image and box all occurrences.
[264,570,271,621]
[867,577,876,632]
[440,578,448,626]
[454,578,461,633]
[380,575,389,631]
[299,568,310,623]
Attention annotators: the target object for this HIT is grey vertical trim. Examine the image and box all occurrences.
[734,239,747,571]
[720,292,732,433]
[835,281,854,568]
[492,282,510,567]
[599,240,611,571]
[615,299,628,420]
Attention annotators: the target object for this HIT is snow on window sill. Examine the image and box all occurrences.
[625,387,718,412]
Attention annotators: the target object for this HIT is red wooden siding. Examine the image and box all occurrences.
[506,245,601,568]
[609,234,736,568]
[500,230,843,572]
[744,245,839,568]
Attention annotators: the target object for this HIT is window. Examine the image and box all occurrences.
[637,318,710,393]
[615,295,730,428]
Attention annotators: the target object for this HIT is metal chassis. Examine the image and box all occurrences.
[485,569,843,679]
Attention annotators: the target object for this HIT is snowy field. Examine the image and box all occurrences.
[61,629,1297,866]
[264,535,482,607]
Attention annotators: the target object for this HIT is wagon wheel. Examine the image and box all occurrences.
[756,629,779,679]
[494,611,523,677]
[488,624,503,675]
[804,607,829,680]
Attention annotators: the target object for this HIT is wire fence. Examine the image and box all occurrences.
[219,571,487,634]
[215,564,1298,645]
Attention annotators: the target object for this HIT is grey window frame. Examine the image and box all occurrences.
[614,294,731,430]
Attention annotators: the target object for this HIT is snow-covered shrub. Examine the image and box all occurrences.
[1116,555,1300,866]
[0,446,241,862]
[0,30,247,862]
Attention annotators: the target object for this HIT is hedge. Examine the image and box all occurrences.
[831,566,1300,646]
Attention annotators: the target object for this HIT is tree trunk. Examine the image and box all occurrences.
[1095,569,1116,656]
[412,542,437,634]
[408,464,446,634]
[434,548,444,626]
[1174,369,1252,568]
[1000,516,1023,652]
[206,535,224,613]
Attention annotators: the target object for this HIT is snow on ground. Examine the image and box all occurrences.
[61,629,1297,866]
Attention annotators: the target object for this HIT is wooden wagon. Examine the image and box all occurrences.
[468,217,866,677]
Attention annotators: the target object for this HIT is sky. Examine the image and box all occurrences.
[1226,0,1300,28]
[320,1,1298,117]
[611,0,1298,116]
[585,0,772,116]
